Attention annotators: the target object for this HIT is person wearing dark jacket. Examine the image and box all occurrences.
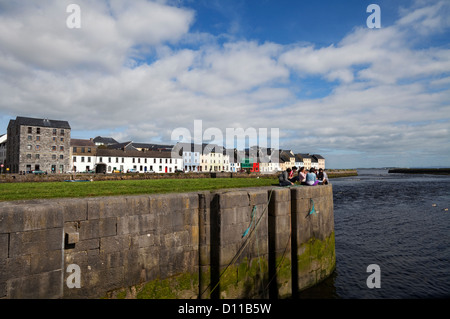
[279,168,294,186]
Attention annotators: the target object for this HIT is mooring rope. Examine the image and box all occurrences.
[201,188,274,298]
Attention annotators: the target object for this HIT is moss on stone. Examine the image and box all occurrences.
[297,232,336,288]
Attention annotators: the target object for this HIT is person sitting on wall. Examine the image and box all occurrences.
[305,167,319,186]
[289,166,299,183]
[298,167,307,184]
[317,168,329,185]
[279,168,294,186]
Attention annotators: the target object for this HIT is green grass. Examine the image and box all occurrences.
[0,177,279,202]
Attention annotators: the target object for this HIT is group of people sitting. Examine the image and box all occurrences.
[279,166,328,187]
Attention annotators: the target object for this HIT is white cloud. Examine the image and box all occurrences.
[177,41,289,96]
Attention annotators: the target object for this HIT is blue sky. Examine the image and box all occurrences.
[0,0,449,168]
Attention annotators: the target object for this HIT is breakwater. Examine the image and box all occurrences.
[0,185,335,299]
[388,168,450,175]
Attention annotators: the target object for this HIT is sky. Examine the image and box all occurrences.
[0,0,449,168]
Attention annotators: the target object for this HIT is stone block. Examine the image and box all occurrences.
[57,198,88,222]
[65,231,79,245]
[0,202,63,233]
[99,217,117,237]
[9,228,63,258]
[248,190,268,207]
[30,249,62,274]
[1,255,30,282]
[125,195,150,215]
[7,269,63,299]
[218,191,249,209]
[79,219,99,240]
[0,234,8,259]
[87,197,128,220]
[100,235,127,254]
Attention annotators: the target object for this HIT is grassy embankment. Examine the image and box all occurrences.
[0,169,357,202]
[0,178,279,202]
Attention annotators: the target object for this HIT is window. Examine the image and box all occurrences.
[36,145,40,151]
[53,129,57,135]
[60,146,64,151]
[26,154,32,159]
[116,157,119,163]
[60,155,64,160]
[88,148,91,153]
[73,147,77,152]
[52,146,57,151]
[60,138,64,142]
[121,158,124,163]
[52,155,57,160]
[28,127,32,134]
[81,157,85,162]
[27,135,32,141]
[36,128,40,134]
[27,145,32,150]
[108,157,111,163]
[35,154,40,159]
[73,157,77,162]
[87,157,91,162]
[36,136,40,141]
[60,129,65,135]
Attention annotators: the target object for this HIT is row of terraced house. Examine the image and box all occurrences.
[1,116,325,174]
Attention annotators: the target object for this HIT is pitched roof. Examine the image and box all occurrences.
[13,116,71,129]
[96,148,180,159]
[296,153,312,159]
[93,136,118,145]
[71,139,96,147]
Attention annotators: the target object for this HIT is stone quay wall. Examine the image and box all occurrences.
[0,185,335,299]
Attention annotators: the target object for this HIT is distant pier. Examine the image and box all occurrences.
[388,168,450,175]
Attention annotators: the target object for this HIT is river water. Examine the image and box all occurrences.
[298,169,450,299]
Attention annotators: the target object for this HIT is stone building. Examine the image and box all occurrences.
[6,116,71,173]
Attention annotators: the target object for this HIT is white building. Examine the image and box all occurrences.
[94,149,182,174]
[173,143,201,172]
[200,144,230,172]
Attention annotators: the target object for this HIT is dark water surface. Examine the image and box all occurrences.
[299,169,450,299]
